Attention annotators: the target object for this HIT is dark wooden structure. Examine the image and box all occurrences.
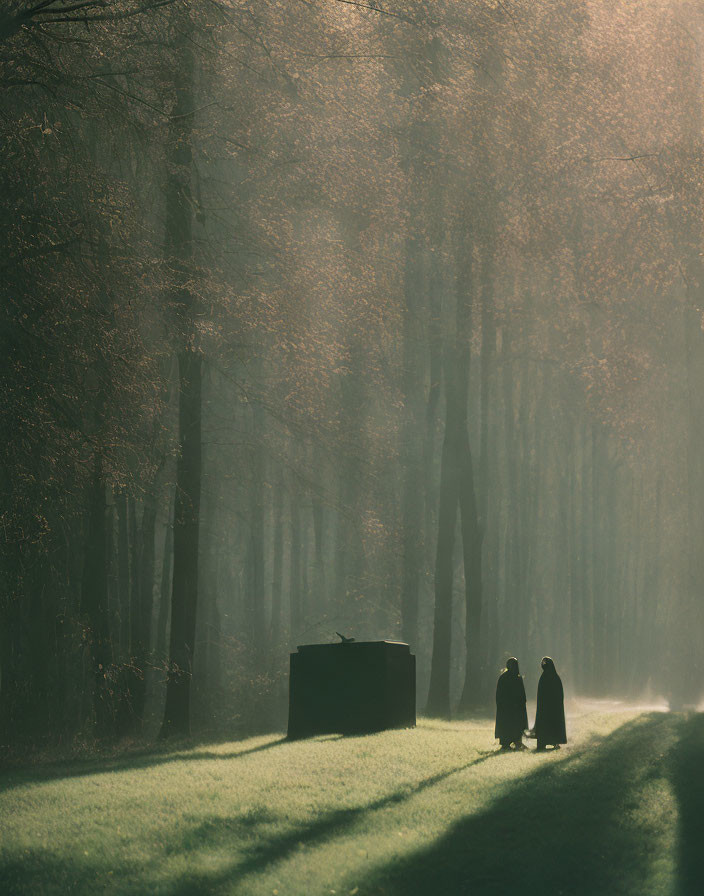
[287,640,416,739]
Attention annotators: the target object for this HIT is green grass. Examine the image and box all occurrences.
[1,708,701,895]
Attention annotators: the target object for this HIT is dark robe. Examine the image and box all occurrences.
[494,670,528,744]
[534,668,567,745]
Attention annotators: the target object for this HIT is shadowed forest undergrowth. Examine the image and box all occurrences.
[1,709,701,895]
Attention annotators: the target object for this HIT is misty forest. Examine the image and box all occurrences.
[2,2,704,895]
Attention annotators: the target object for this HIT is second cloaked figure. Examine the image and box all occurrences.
[533,656,567,750]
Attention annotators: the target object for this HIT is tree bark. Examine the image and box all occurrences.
[427,223,483,718]
[400,232,424,650]
[128,497,141,658]
[247,399,267,647]
[312,493,327,624]
[290,493,302,640]
[457,435,483,713]
[270,475,284,643]
[131,494,157,726]
[426,427,458,717]
[156,490,174,658]
[161,349,201,738]
[116,491,130,657]
[81,455,111,735]
[160,21,201,739]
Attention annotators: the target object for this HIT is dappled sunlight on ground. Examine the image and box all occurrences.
[568,696,671,715]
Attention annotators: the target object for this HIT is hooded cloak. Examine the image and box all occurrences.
[534,657,567,745]
[494,658,528,743]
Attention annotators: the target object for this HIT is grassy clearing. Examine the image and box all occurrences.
[1,707,701,895]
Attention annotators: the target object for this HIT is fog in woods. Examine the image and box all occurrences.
[2,0,704,746]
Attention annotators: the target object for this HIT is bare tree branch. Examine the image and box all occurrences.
[0,0,175,43]
[330,0,423,27]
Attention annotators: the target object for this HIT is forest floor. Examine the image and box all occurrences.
[0,704,701,896]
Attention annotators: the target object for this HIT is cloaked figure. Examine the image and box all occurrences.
[533,656,567,751]
[495,657,528,750]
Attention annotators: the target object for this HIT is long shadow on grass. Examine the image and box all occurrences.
[164,750,499,895]
[0,735,291,795]
[669,712,704,896]
[0,852,113,896]
[0,744,492,896]
[360,713,674,896]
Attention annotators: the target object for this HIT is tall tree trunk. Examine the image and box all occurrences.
[312,495,326,622]
[581,421,595,692]
[333,477,348,617]
[270,475,284,643]
[128,497,141,658]
[427,232,481,717]
[423,249,443,570]
[501,325,521,655]
[247,400,266,648]
[568,418,582,691]
[457,436,483,713]
[400,232,424,650]
[208,555,222,696]
[426,426,458,717]
[116,491,130,657]
[160,23,201,739]
[290,494,302,640]
[161,349,201,738]
[105,503,118,660]
[156,490,174,658]
[459,246,494,710]
[81,455,111,735]
[131,494,157,727]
